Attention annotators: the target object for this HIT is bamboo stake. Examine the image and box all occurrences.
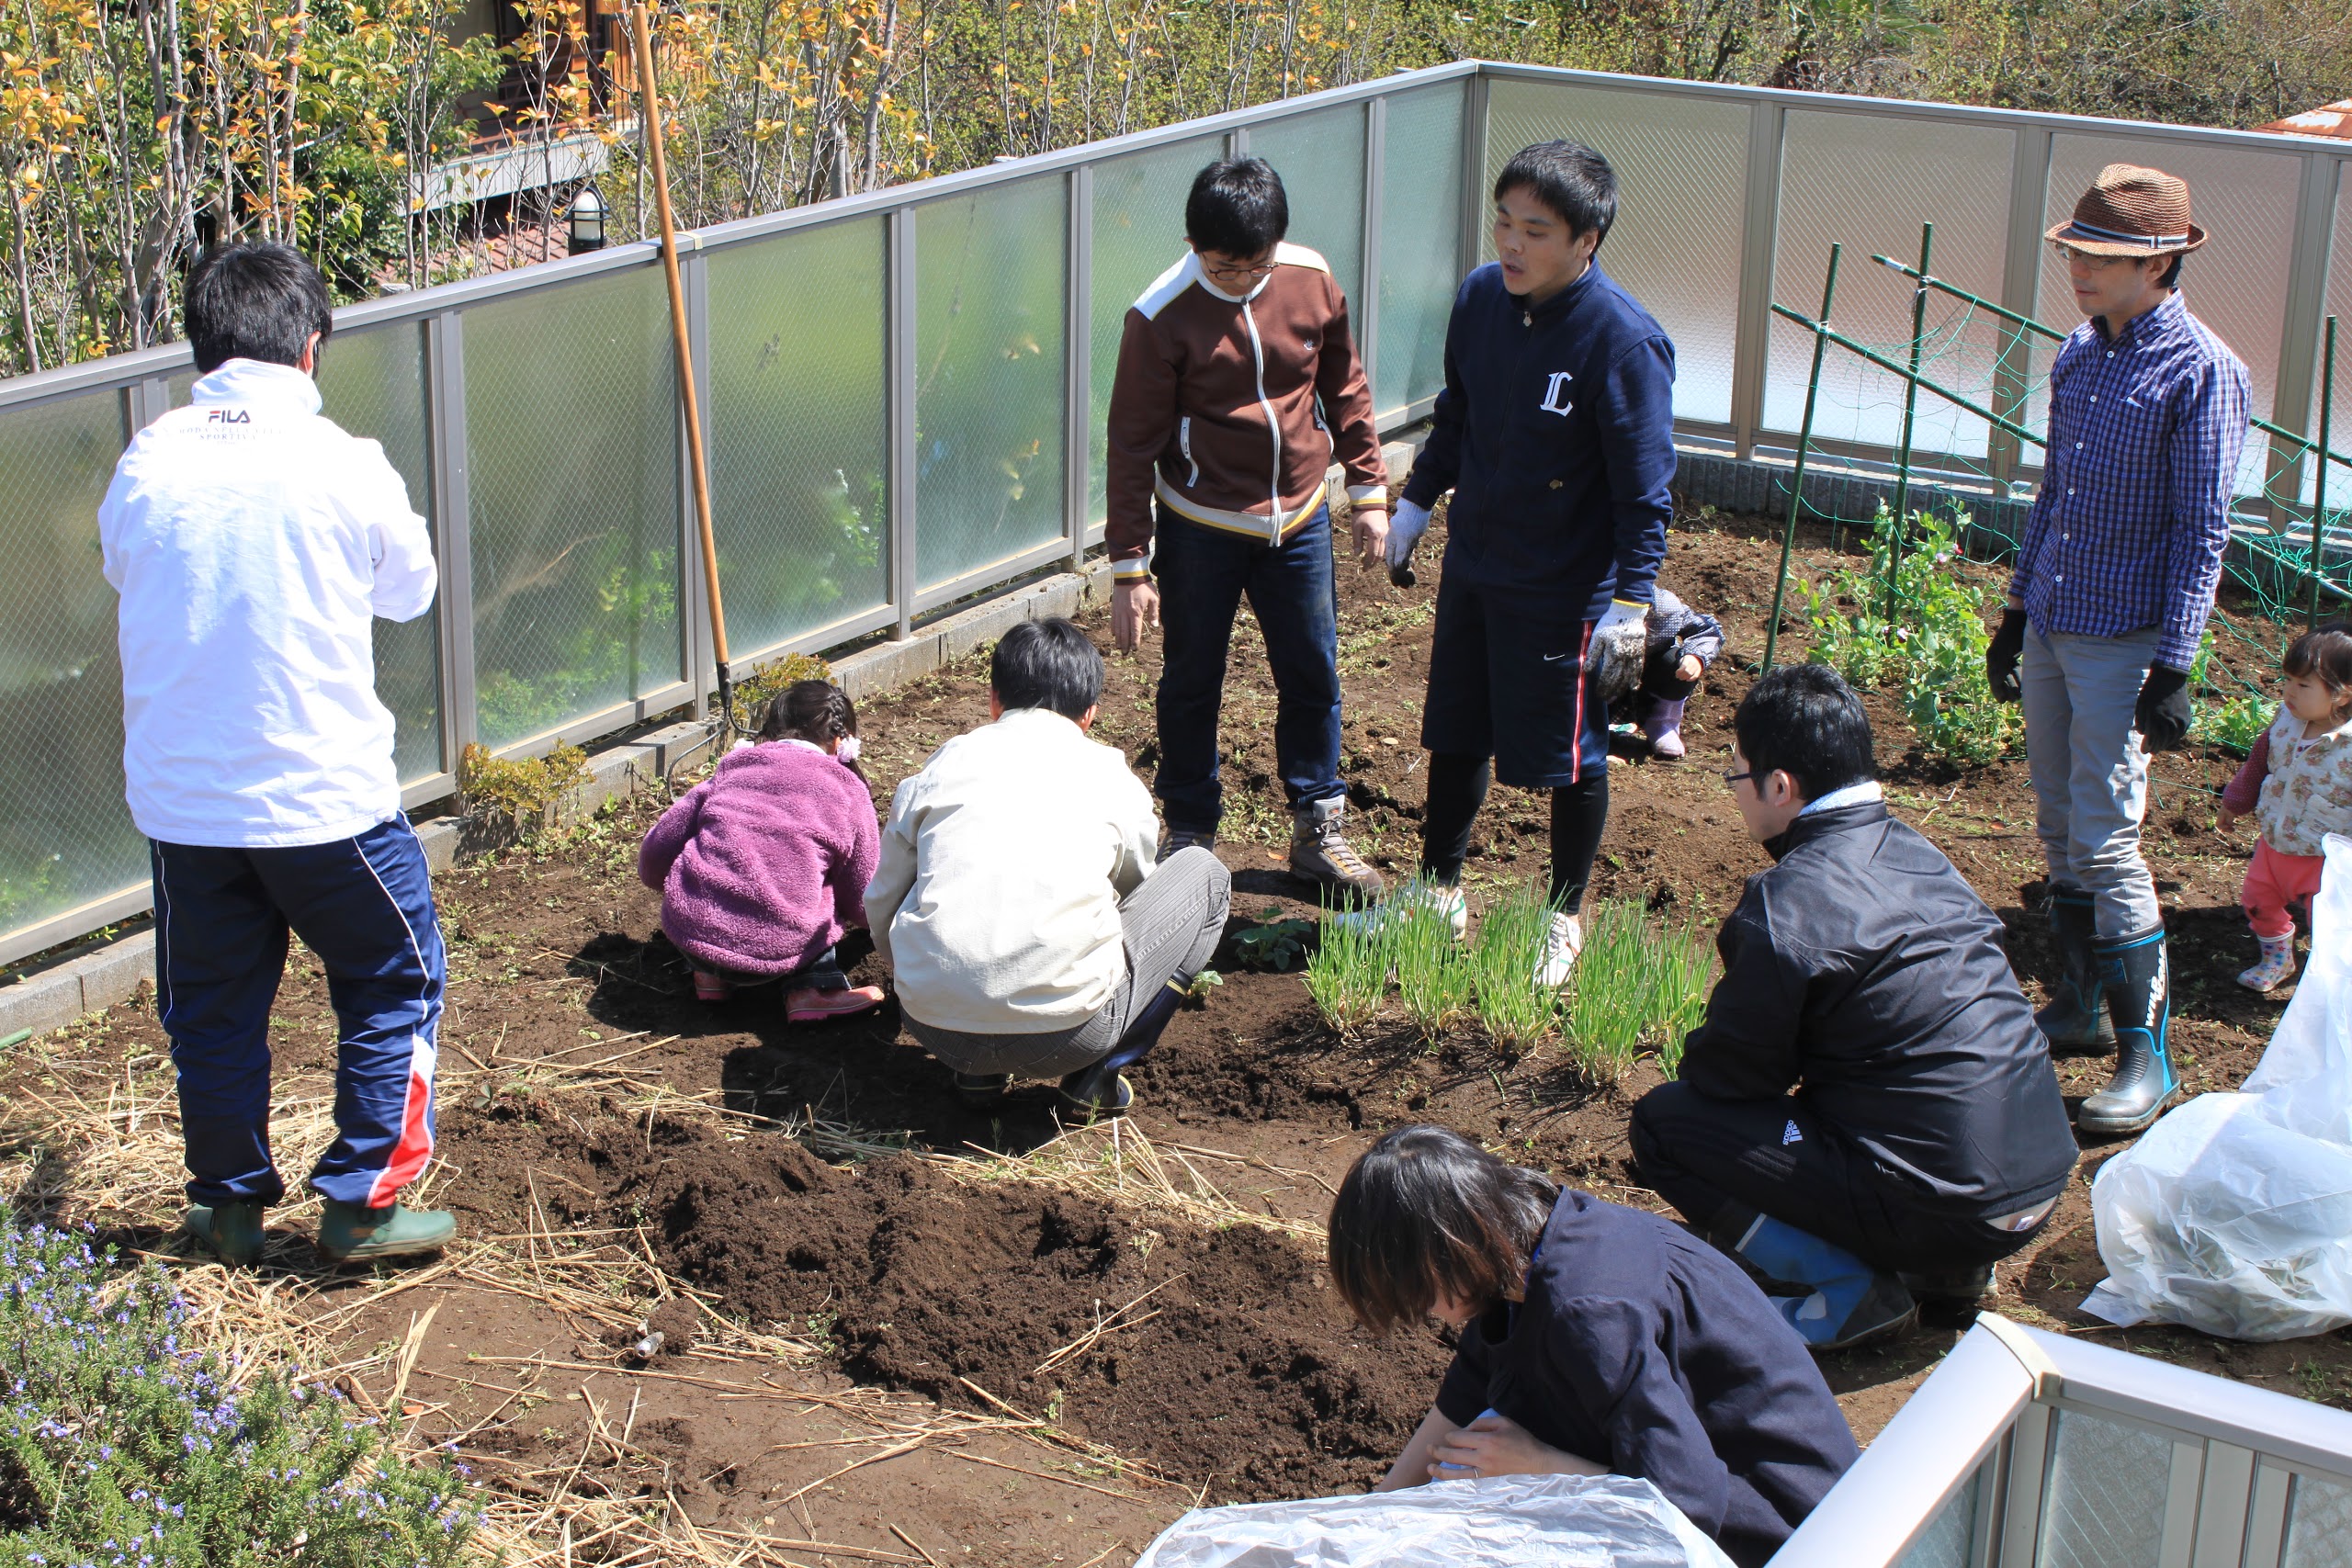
[630,0,734,735]
[2312,315,2336,630]
[1762,242,1842,673]
[1885,221,1934,626]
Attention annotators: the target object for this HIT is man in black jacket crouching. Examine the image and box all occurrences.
[1631,665,2077,1351]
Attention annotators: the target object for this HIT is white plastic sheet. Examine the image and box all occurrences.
[2084,835,2352,1340]
[1131,1473,1737,1568]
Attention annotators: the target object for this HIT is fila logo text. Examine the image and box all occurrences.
[205,409,252,424]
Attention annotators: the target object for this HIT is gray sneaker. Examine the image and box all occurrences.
[1288,799,1384,900]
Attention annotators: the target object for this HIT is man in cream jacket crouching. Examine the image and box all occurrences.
[866,618,1231,1118]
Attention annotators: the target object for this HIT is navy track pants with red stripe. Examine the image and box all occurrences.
[151,815,444,1209]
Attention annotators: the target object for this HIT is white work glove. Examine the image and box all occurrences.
[1386,498,1432,570]
[1589,597,1652,704]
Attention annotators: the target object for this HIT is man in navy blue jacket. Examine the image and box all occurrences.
[1352,141,1676,983]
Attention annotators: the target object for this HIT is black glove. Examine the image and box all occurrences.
[2135,664,2192,753]
[1986,607,2027,704]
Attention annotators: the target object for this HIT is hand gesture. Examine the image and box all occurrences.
[1112,579,1159,655]
[1426,1412,1606,1483]
[1351,503,1390,570]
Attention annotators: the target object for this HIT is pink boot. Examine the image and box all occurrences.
[787,985,886,1023]
[1642,697,1689,761]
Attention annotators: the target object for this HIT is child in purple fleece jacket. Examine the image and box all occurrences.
[639,680,884,1022]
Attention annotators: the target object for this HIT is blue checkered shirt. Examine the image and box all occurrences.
[2010,290,2249,671]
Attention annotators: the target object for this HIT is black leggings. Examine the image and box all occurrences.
[1419,752,1609,912]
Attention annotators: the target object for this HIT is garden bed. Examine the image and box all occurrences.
[0,504,2331,1567]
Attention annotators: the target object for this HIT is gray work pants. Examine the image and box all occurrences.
[905,846,1233,1077]
[2018,623,2164,937]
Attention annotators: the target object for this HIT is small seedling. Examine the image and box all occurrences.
[1183,969,1224,1001]
[1305,897,1388,1034]
[1468,883,1559,1052]
[1233,907,1315,972]
[1390,883,1473,1044]
[1564,899,1715,1082]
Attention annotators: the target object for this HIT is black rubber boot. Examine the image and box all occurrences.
[1897,1265,1995,1303]
[953,1072,1012,1109]
[2078,926,2177,1136]
[2038,887,2115,1052]
[1057,976,1189,1119]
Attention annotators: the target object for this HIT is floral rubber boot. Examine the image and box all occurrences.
[2237,933,2295,993]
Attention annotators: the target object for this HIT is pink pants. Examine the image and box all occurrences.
[2244,840,2326,940]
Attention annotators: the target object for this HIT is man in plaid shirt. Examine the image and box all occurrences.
[1986,164,2249,1136]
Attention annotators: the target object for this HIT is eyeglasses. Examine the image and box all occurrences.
[1720,768,1761,789]
[2050,243,2133,269]
[1200,255,1277,283]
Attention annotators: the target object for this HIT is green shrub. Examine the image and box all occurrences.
[458,739,593,830]
[1467,884,1559,1054]
[0,1217,483,1565]
[729,651,838,733]
[1564,900,1715,1082]
[1305,897,1388,1035]
[1801,505,2023,766]
[2186,626,2278,756]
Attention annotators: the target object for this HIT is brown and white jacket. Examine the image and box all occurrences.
[1103,243,1386,579]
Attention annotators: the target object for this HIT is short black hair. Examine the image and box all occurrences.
[2157,253,2185,289]
[2285,621,2352,717]
[1328,1125,1558,1337]
[183,242,334,374]
[990,617,1102,720]
[1736,664,1876,802]
[1186,158,1289,260]
[1494,140,1618,247]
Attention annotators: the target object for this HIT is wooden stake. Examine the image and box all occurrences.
[629,0,733,733]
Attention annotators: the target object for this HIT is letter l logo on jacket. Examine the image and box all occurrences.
[1540,371,1575,416]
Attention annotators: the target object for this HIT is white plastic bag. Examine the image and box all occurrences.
[1131,1473,1737,1568]
[2083,835,2352,1340]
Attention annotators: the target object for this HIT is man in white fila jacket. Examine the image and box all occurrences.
[100,242,455,1267]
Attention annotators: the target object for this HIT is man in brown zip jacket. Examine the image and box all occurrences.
[1104,157,1392,897]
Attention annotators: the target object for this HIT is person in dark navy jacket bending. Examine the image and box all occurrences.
[1342,140,1677,988]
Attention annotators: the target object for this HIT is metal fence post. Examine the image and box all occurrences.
[426,310,479,761]
[1991,126,2052,489]
[1229,125,1250,159]
[684,244,716,709]
[2273,152,2340,534]
[1729,101,1785,461]
[1359,93,1386,404]
[1066,164,1093,574]
[1458,70,1490,287]
[889,205,920,639]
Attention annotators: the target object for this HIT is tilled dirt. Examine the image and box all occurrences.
[6,502,2340,1566]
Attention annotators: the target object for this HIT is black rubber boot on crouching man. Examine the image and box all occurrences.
[1057,976,1192,1120]
[2038,886,2116,1051]
[2077,927,2177,1136]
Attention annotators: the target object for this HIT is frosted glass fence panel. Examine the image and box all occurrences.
[2311,162,2352,515]
[2036,1409,2174,1568]
[1485,78,1750,427]
[2286,1470,2352,1568]
[1087,133,1227,525]
[0,389,139,941]
[316,323,443,783]
[707,217,891,655]
[1764,107,2015,460]
[1376,81,1467,421]
[463,265,685,750]
[2035,133,2303,498]
[915,176,1069,592]
[1250,103,1368,310]
[1892,1476,1976,1568]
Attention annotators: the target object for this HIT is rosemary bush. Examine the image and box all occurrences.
[0,1217,482,1566]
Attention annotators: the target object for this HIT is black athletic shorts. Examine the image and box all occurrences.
[1419,572,1610,789]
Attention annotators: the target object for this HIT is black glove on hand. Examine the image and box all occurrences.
[2135,664,2192,753]
[1986,607,2028,704]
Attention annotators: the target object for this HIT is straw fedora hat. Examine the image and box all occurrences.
[2045,164,2206,255]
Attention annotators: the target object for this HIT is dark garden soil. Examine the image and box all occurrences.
[4,498,2337,1566]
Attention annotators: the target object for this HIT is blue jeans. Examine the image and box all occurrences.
[1152,505,1345,832]
[151,815,446,1208]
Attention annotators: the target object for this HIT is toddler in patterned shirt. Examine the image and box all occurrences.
[2216,623,2352,991]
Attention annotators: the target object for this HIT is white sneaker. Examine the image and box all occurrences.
[1327,880,1467,942]
[1536,912,1583,988]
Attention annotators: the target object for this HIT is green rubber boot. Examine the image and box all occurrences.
[317,1200,457,1263]
[185,1200,267,1266]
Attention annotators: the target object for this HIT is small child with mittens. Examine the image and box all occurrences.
[1626,585,1724,761]
[2216,623,2352,992]
[638,680,885,1021]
